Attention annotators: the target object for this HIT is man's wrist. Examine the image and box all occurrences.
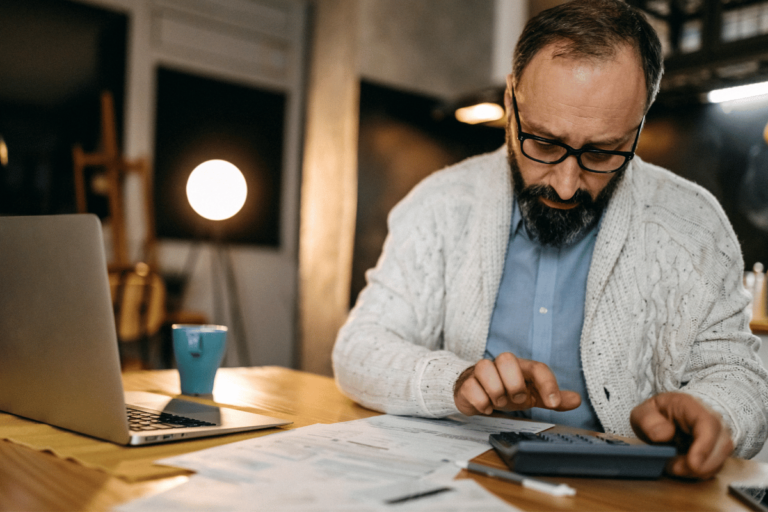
[454,365,475,396]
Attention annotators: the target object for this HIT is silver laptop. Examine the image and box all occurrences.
[0,214,290,445]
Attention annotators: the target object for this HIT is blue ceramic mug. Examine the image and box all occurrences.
[172,324,227,395]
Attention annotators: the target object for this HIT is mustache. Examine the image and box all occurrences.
[519,184,595,207]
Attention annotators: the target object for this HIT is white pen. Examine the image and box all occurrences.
[455,460,576,497]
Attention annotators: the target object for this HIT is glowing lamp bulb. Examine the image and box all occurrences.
[186,160,247,221]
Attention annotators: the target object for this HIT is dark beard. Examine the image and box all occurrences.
[506,136,625,247]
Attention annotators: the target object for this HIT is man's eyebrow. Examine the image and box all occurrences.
[522,118,634,148]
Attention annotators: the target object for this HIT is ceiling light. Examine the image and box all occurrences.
[707,80,768,103]
[455,102,505,125]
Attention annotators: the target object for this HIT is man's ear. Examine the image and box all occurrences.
[504,74,514,110]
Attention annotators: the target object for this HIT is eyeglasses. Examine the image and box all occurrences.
[511,91,644,174]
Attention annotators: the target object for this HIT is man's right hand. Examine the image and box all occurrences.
[454,352,582,416]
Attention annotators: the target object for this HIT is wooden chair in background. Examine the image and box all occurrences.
[73,91,156,267]
[72,91,173,369]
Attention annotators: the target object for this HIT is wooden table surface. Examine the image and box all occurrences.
[752,318,768,335]
[0,366,766,511]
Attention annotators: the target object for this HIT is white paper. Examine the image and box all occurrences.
[446,414,552,434]
[116,475,522,512]
[115,414,548,511]
[158,414,551,474]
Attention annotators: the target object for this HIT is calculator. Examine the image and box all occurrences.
[489,430,677,479]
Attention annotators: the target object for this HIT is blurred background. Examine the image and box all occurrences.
[1,0,768,378]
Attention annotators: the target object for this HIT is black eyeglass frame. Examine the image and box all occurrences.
[511,91,644,174]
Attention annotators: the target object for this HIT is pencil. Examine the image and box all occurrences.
[455,460,576,497]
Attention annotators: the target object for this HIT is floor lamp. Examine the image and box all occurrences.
[186,159,251,366]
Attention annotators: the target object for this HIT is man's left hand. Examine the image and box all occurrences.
[630,392,734,479]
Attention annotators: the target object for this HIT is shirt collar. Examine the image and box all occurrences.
[511,196,525,236]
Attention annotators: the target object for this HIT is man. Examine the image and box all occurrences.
[332,0,768,479]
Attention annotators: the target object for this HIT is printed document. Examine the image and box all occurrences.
[116,414,550,511]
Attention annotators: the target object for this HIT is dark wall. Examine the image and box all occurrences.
[0,0,126,218]
[637,99,768,270]
[351,81,505,304]
[153,67,285,246]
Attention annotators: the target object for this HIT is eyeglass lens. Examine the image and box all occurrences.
[521,138,627,173]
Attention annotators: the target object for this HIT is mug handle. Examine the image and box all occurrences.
[186,330,203,357]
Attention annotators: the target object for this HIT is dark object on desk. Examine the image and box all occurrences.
[730,483,768,512]
[489,431,676,479]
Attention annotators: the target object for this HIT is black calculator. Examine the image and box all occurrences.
[489,430,677,479]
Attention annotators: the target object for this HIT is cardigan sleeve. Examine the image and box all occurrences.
[679,242,768,459]
[647,173,768,458]
[332,177,475,418]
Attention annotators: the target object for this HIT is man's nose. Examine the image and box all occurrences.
[549,156,582,201]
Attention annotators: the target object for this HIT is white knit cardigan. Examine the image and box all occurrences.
[333,146,768,458]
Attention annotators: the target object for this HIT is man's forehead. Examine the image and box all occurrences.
[516,43,646,116]
[570,60,609,85]
[522,43,640,81]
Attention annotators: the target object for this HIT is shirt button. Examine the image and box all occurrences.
[539,307,548,314]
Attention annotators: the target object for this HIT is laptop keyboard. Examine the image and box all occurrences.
[127,406,216,431]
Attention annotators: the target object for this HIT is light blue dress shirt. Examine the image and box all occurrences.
[484,200,602,431]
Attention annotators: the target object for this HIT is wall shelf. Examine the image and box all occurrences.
[630,0,768,99]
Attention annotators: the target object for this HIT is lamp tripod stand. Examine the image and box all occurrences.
[184,159,251,367]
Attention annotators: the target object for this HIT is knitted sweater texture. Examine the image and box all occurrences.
[333,146,768,458]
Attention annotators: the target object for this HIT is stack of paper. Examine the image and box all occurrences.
[116,414,551,511]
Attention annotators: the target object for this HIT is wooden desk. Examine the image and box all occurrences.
[0,366,766,511]
[752,318,768,335]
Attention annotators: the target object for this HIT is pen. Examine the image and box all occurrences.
[455,460,576,497]
[384,486,453,504]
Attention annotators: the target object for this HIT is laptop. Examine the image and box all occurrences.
[0,214,291,446]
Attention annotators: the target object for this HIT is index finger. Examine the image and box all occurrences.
[630,397,677,444]
[517,358,562,409]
